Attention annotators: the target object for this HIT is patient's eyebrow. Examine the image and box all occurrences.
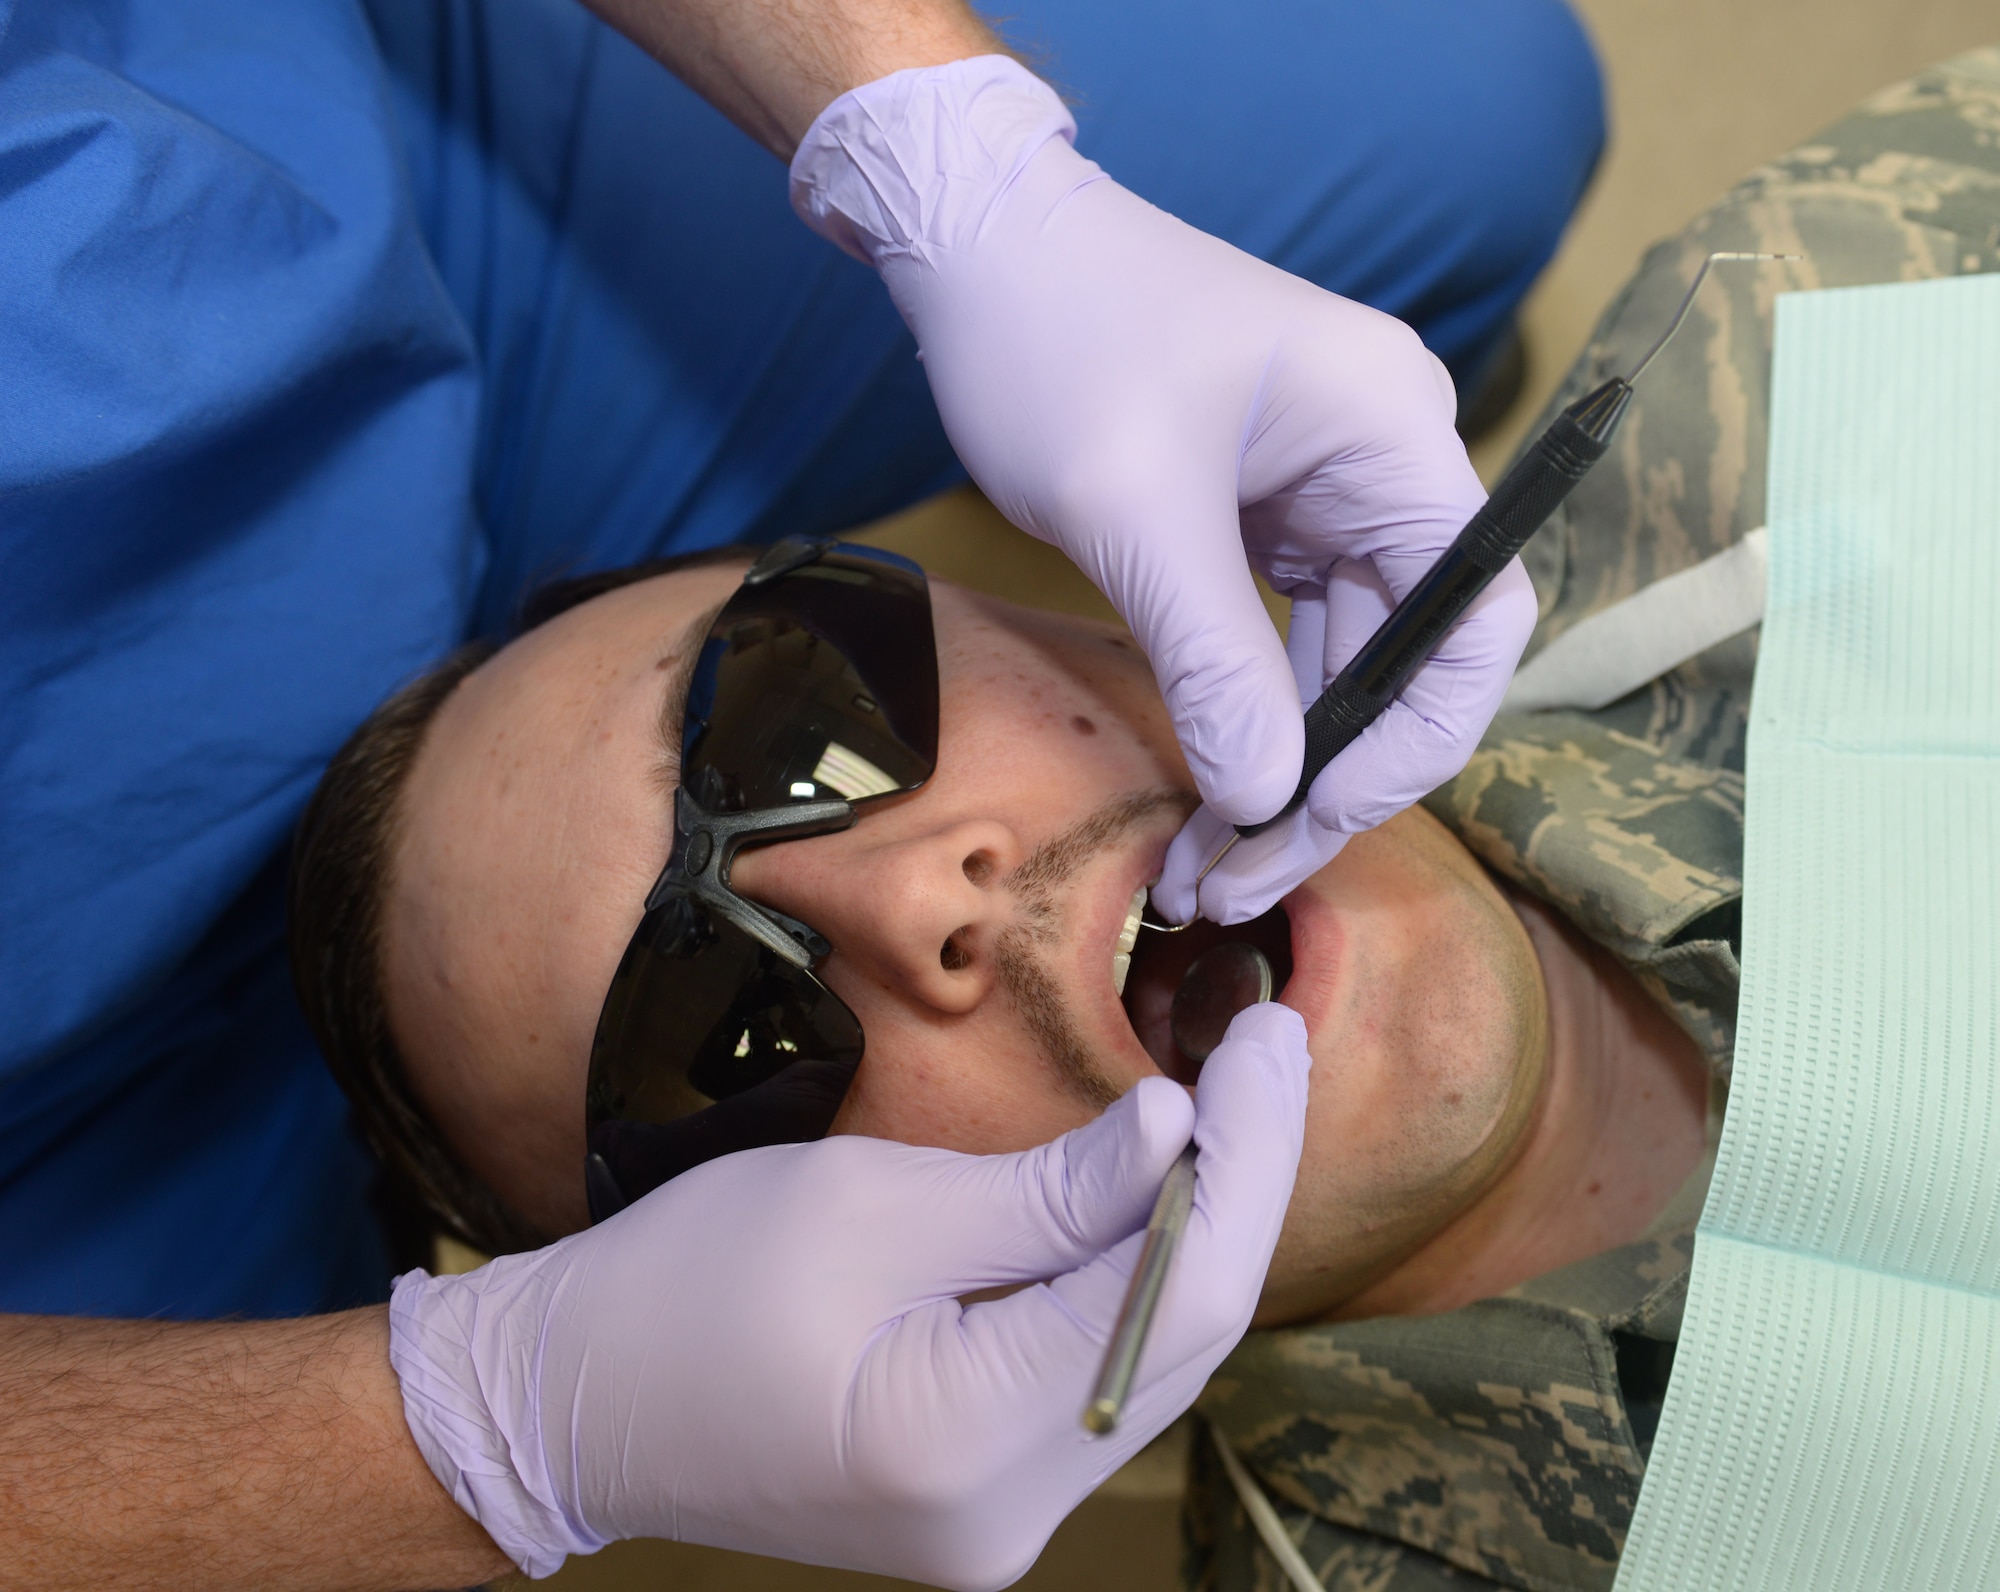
[651,598,731,794]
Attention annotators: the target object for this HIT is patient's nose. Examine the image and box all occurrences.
[731,818,1024,1015]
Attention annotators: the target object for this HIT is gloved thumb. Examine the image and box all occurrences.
[902,1075,1194,1295]
[1071,493,1303,826]
[1045,1001,1308,1346]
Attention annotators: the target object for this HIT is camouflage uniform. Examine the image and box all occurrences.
[1187,47,2000,1592]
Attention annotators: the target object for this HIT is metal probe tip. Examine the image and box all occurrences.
[1135,836,1237,934]
[1197,831,1239,886]
[1625,251,1804,385]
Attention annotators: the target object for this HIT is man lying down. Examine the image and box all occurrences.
[296,538,1708,1319]
[292,46,2000,1592]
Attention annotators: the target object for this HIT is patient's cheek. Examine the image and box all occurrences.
[827,1028,1105,1156]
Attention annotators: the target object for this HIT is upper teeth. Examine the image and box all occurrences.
[1111,884,1147,995]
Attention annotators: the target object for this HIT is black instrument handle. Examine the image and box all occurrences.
[1239,378,1632,838]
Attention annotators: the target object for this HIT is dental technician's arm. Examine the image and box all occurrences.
[0,1310,511,1592]
[584,0,1534,924]
[579,0,998,155]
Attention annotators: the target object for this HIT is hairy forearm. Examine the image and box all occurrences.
[0,1309,512,1592]
[581,0,1002,156]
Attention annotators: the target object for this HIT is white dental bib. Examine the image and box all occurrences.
[1614,274,2000,1591]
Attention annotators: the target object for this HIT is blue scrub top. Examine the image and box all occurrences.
[0,0,1602,1318]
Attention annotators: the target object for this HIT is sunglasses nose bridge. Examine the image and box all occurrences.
[587,540,939,1217]
[635,790,860,973]
[651,788,857,913]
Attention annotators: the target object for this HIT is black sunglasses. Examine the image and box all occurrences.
[583,539,939,1221]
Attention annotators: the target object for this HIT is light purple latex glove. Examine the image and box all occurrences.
[389,1005,1307,1589]
[791,56,1535,926]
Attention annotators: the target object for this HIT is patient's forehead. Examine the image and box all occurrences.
[383,562,745,1222]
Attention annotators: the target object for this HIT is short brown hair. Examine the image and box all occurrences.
[289,547,751,1256]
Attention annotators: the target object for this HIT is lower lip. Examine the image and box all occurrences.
[1274,881,1342,1036]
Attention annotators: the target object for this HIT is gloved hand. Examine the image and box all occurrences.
[389,1004,1309,1590]
[791,56,1536,925]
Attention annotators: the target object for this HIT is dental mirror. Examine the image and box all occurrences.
[1169,941,1274,1063]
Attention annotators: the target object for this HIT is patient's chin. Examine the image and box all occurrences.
[1253,1197,1468,1328]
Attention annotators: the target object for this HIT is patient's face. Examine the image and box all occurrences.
[385,562,1548,1323]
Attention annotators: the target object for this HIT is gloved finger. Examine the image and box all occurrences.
[1146,561,1338,922]
[1041,1002,1308,1364]
[1066,489,1302,828]
[842,1009,1310,1589]
[1193,808,1351,925]
[1173,558,1534,922]
[882,1075,1194,1296]
[1317,546,1531,696]
[1280,583,1329,702]
[1238,343,1480,586]
[1301,559,1535,837]
[842,1270,1151,1592]
[1314,555,1400,675]
[1160,760,1360,920]
[1245,370,1487,669]
[1153,779,1351,926]
[1152,803,1227,925]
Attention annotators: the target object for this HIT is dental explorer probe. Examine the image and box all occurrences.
[1194,251,1801,884]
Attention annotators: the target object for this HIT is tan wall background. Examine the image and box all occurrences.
[508,5,1998,1589]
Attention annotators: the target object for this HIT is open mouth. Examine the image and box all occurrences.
[1119,902,1293,1085]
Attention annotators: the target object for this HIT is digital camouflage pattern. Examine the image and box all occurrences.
[1187,46,2000,1592]
[1188,1230,1692,1592]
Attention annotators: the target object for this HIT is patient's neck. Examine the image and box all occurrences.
[1327,887,1710,1321]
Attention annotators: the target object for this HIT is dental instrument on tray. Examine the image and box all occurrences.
[1196,251,1802,882]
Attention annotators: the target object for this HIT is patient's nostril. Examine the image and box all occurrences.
[940,933,974,972]
[962,852,995,887]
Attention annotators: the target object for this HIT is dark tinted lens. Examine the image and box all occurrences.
[587,892,864,1130]
[681,547,938,812]
[587,1055,857,1213]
